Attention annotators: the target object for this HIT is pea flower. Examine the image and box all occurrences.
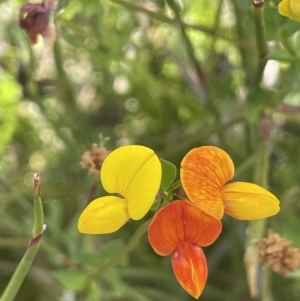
[78,145,162,234]
[181,146,280,220]
[278,0,300,22]
[148,200,222,299]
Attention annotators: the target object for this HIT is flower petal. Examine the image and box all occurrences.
[78,196,130,234]
[278,0,300,22]
[222,182,280,220]
[290,0,300,20]
[172,242,207,299]
[148,200,222,256]
[101,145,162,220]
[181,146,234,219]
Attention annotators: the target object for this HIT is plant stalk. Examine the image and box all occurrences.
[0,174,45,301]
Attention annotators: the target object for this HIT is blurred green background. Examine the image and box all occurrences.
[1,0,300,300]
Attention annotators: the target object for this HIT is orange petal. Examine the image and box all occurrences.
[148,200,222,256]
[222,182,280,220]
[172,242,207,299]
[181,146,234,219]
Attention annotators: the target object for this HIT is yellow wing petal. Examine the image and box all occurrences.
[290,0,300,20]
[222,182,280,220]
[78,196,130,234]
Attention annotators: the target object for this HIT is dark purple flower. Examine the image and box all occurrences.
[19,1,55,44]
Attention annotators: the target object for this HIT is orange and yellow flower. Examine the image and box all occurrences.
[78,145,162,234]
[148,200,222,299]
[180,146,280,220]
[278,0,300,22]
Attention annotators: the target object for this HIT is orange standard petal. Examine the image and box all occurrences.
[181,146,234,219]
[148,200,222,256]
[222,182,280,220]
[171,242,207,299]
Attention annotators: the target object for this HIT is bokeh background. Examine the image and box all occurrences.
[1,0,300,300]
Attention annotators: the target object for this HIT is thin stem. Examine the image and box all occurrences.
[244,120,271,300]
[91,218,152,277]
[165,0,209,101]
[109,0,244,44]
[0,174,45,301]
[232,0,255,85]
[33,174,44,237]
[262,266,272,301]
[252,0,268,86]
[168,180,182,192]
[159,115,245,158]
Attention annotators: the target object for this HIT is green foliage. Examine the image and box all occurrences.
[1,0,300,300]
[0,71,20,151]
[159,158,177,192]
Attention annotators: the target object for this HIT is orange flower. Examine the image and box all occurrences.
[180,146,280,220]
[148,200,222,298]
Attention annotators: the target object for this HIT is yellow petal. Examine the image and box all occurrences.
[181,146,234,219]
[222,182,280,220]
[78,196,130,234]
[101,145,162,220]
[278,0,300,22]
[290,0,300,20]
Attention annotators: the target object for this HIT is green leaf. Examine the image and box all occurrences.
[159,158,177,192]
[53,270,87,291]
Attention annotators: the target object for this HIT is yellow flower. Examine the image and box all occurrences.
[78,145,162,234]
[180,146,280,220]
[278,0,300,22]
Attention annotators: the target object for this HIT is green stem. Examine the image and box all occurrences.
[159,115,245,158]
[109,0,243,44]
[252,0,268,86]
[262,266,272,301]
[232,0,255,85]
[244,122,271,300]
[91,218,152,276]
[168,180,182,192]
[0,174,45,301]
[165,0,209,101]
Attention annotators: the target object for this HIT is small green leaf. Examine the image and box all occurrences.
[53,270,87,291]
[159,158,177,192]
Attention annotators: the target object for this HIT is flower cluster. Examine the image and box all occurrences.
[78,145,280,298]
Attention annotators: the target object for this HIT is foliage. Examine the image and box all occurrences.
[1,0,300,300]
